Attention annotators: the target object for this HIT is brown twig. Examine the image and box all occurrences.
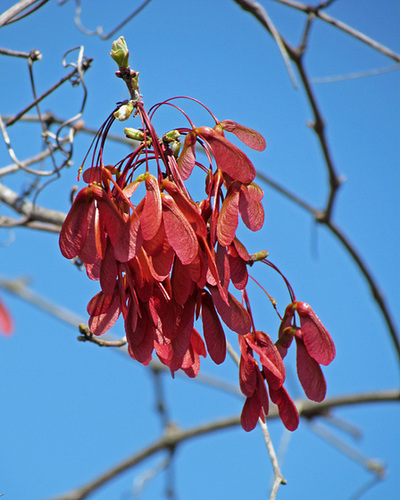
[0,0,50,27]
[0,182,66,228]
[47,389,400,500]
[271,0,400,63]
[234,0,400,363]
[5,59,92,128]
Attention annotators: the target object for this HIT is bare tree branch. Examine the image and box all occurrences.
[232,0,400,364]
[5,57,92,128]
[47,389,400,500]
[271,0,400,63]
[0,0,49,28]
[0,182,66,228]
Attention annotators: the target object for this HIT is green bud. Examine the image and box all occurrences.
[124,127,145,141]
[170,140,181,158]
[110,36,130,68]
[248,250,269,265]
[164,129,181,142]
[131,71,139,91]
[113,101,134,121]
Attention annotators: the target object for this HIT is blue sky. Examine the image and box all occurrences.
[1,1,399,499]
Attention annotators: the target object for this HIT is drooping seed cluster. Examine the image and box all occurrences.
[60,91,335,432]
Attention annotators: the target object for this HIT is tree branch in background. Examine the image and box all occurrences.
[233,0,400,363]
[47,389,399,500]
[0,0,50,28]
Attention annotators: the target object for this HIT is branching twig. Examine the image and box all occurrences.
[234,0,400,364]
[46,390,400,500]
[0,182,66,228]
[271,0,400,63]
[73,0,153,40]
[0,0,50,27]
[5,57,92,128]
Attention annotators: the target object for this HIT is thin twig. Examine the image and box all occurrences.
[45,389,400,500]
[5,58,92,127]
[271,0,400,63]
[47,415,242,500]
[259,419,287,499]
[0,182,66,227]
[232,0,298,87]
[312,64,400,84]
[237,0,400,364]
[0,0,50,27]
[310,421,385,477]
[73,0,153,40]
[256,170,400,362]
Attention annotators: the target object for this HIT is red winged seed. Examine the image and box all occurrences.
[233,237,250,261]
[246,332,285,389]
[77,204,102,264]
[269,385,299,432]
[195,127,256,184]
[191,328,207,358]
[209,286,251,335]
[143,220,167,256]
[241,393,262,432]
[125,295,138,334]
[219,120,266,152]
[87,290,114,316]
[149,244,175,281]
[85,259,101,281]
[177,131,197,180]
[216,185,240,247]
[162,180,207,238]
[113,209,143,263]
[239,355,258,397]
[215,244,230,299]
[239,184,264,232]
[171,257,196,306]
[227,244,248,290]
[92,186,125,248]
[240,371,269,432]
[201,291,226,364]
[59,187,93,260]
[141,173,162,241]
[296,302,336,366]
[127,313,155,363]
[162,193,198,265]
[88,291,121,336]
[170,294,196,359]
[296,336,327,402]
[99,241,118,296]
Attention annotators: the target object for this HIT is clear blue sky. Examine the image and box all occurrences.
[1,1,399,499]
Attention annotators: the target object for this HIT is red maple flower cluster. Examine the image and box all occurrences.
[59,38,335,431]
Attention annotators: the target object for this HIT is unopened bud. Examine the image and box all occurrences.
[110,36,130,68]
[114,101,134,121]
[248,250,269,265]
[124,127,144,142]
[164,130,181,142]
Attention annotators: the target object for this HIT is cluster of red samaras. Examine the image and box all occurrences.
[59,98,335,431]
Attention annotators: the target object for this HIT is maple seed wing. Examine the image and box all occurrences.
[201,291,226,364]
[296,337,327,402]
[217,187,240,246]
[197,127,256,184]
[162,194,198,265]
[141,174,162,241]
[220,120,266,151]
[177,131,196,180]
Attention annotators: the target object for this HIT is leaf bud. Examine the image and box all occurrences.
[110,36,130,68]
[113,101,134,121]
